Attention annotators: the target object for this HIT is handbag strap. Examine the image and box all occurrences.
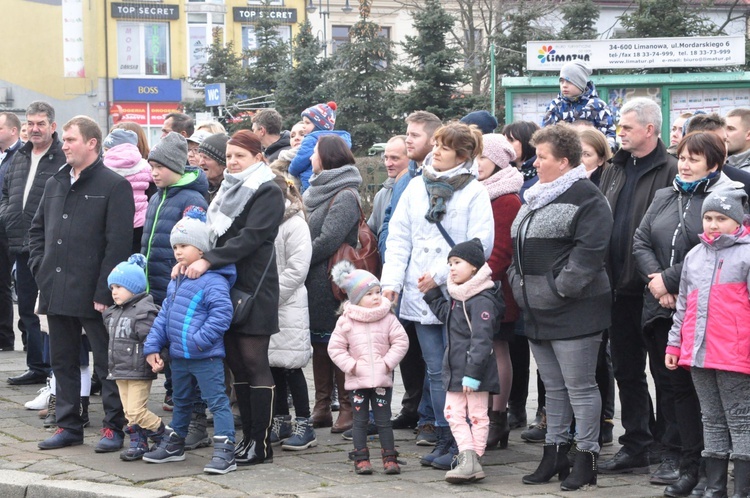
[676,192,691,244]
[254,245,275,293]
[327,187,365,222]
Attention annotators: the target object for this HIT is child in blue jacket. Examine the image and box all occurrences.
[288,101,352,191]
[142,208,237,475]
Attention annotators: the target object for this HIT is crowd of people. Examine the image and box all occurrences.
[0,58,750,494]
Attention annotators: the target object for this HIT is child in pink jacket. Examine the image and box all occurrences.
[103,129,153,253]
[328,261,408,476]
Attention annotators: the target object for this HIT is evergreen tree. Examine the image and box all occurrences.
[396,0,481,120]
[618,0,716,39]
[245,1,291,97]
[275,20,332,129]
[558,0,600,40]
[320,0,400,151]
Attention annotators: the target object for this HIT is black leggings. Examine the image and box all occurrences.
[351,387,394,451]
[225,334,274,386]
[271,367,311,418]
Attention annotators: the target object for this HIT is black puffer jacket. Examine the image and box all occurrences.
[103,292,159,380]
[424,282,503,394]
[0,134,66,254]
[632,173,742,326]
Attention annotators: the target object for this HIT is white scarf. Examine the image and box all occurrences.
[207,161,276,245]
[523,165,588,210]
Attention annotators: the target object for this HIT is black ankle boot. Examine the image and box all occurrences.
[731,459,750,498]
[703,457,729,498]
[80,396,90,428]
[561,448,597,491]
[523,443,571,484]
[665,463,699,497]
[486,411,510,450]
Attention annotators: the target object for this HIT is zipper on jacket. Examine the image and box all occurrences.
[144,188,169,291]
[514,210,540,335]
[701,256,723,351]
[366,322,375,384]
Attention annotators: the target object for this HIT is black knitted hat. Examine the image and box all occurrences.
[198,133,229,166]
[448,238,485,269]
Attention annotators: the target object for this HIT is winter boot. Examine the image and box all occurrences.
[486,410,510,450]
[282,417,317,451]
[235,385,274,465]
[145,422,166,451]
[521,406,547,443]
[420,426,455,466]
[311,343,333,428]
[507,400,528,430]
[233,383,253,458]
[120,425,149,461]
[43,394,56,428]
[731,459,750,498]
[90,370,102,396]
[523,443,572,484]
[665,460,700,497]
[184,412,211,450]
[331,382,340,412]
[382,449,401,475]
[445,450,486,484]
[561,448,598,491]
[80,396,90,428]
[432,440,459,470]
[270,414,293,445]
[349,448,373,475]
[703,457,729,498]
[142,431,186,463]
[203,436,237,475]
[331,370,352,433]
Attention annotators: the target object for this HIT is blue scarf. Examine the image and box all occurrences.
[673,170,719,195]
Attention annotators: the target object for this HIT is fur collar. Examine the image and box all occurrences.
[343,297,392,323]
[447,263,494,301]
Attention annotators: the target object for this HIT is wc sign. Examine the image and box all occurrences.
[205,83,226,107]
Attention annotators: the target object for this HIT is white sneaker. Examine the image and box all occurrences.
[25,383,51,410]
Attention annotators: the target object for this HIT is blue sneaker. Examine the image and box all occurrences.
[38,428,84,450]
[431,440,459,470]
[95,427,125,453]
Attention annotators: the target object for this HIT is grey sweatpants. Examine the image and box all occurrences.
[691,367,750,461]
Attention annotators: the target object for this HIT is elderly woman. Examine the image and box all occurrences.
[302,134,362,434]
[380,122,494,468]
[633,132,742,496]
[181,130,285,466]
[510,124,612,491]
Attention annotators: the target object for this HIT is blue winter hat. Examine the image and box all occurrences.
[460,111,498,134]
[108,254,148,294]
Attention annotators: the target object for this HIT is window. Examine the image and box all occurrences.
[188,13,225,84]
[117,22,169,77]
[242,25,291,65]
[247,0,284,5]
[331,25,350,55]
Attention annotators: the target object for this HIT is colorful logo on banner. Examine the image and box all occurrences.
[537,45,556,64]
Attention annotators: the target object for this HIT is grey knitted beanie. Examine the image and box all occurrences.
[702,188,748,226]
[559,61,592,92]
[149,131,188,174]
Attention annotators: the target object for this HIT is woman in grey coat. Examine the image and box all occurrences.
[302,135,361,433]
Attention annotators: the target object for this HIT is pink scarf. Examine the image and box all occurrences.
[447,263,495,302]
[481,166,524,200]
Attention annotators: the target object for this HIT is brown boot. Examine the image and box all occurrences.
[311,343,333,428]
[331,366,352,433]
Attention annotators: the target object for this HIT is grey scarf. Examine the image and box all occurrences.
[303,165,363,212]
[523,165,588,210]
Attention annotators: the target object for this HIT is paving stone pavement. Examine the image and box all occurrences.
[0,319,680,497]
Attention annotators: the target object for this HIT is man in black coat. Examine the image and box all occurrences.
[0,102,65,382]
[29,115,134,451]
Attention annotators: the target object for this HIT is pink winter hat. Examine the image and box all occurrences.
[331,260,380,305]
[482,134,516,169]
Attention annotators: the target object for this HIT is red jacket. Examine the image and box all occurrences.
[487,193,521,324]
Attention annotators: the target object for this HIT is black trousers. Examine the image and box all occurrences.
[609,294,654,456]
[0,235,14,348]
[397,318,424,420]
[47,314,125,434]
[508,324,531,411]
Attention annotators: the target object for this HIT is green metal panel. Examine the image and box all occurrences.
[502,71,750,137]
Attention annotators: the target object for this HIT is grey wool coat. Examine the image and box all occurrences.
[302,165,362,333]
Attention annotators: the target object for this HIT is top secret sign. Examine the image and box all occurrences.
[232,7,298,23]
[527,36,746,70]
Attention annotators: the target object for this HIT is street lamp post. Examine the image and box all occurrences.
[307,0,353,58]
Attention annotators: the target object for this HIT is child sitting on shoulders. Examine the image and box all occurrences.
[666,188,750,496]
[104,254,163,462]
[328,261,409,475]
[422,238,505,484]
[142,207,237,475]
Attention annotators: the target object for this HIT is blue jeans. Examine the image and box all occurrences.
[171,357,234,441]
[15,252,49,376]
[529,333,603,453]
[415,323,447,427]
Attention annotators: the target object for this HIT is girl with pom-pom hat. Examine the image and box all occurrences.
[288,101,352,192]
[104,253,164,462]
[327,260,409,476]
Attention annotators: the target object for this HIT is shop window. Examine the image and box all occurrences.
[117,22,170,77]
[188,13,225,85]
[331,26,389,56]
[241,25,291,65]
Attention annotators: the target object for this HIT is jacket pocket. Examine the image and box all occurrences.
[526,274,568,310]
